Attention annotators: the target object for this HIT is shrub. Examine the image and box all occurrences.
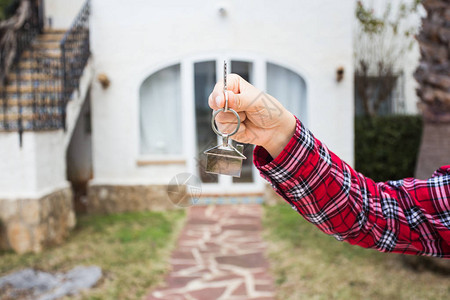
[354,115,422,182]
[0,0,16,21]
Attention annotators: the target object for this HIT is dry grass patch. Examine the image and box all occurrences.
[263,204,450,300]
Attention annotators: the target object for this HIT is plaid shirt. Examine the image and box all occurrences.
[254,118,450,258]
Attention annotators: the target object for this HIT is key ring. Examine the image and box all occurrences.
[211,108,240,137]
[211,61,240,139]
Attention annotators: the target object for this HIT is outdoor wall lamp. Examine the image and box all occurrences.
[97,73,110,89]
[218,5,227,17]
[336,66,344,82]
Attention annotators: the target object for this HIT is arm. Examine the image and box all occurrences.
[254,117,450,257]
[208,74,450,257]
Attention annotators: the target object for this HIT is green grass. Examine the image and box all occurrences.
[0,210,185,300]
[263,204,450,300]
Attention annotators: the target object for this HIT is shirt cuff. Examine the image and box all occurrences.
[253,117,319,193]
[253,117,307,170]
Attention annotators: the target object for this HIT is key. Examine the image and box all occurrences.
[204,61,246,177]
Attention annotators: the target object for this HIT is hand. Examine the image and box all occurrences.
[208,74,296,158]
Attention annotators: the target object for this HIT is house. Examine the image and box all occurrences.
[0,0,356,253]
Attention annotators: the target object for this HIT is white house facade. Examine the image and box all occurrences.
[87,0,356,211]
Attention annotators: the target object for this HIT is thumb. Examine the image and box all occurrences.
[214,90,243,112]
[208,74,253,111]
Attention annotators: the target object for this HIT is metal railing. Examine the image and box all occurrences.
[0,0,43,135]
[60,0,90,129]
[0,0,90,144]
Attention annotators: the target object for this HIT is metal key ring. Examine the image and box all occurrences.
[211,108,241,137]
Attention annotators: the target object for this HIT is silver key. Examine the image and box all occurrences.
[204,61,246,177]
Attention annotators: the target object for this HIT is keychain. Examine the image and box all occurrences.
[204,61,246,177]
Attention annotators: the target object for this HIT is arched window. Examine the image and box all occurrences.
[139,64,182,155]
[266,62,307,125]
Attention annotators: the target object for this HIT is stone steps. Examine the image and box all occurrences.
[0,29,69,131]
[0,85,63,94]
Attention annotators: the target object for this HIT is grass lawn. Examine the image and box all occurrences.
[0,210,185,300]
[263,204,450,300]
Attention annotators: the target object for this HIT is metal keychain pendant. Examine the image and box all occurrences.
[204,61,246,177]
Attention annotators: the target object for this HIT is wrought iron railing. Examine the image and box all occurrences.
[0,0,90,144]
[0,0,43,134]
[60,0,90,129]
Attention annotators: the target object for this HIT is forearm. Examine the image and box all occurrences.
[254,117,450,257]
[261,111,297,159]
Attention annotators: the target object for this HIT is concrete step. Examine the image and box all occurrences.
[7,72,57,81]
[0,112,39,121]
[36,32,65,42]
[0,112,63,131]
[0,121,61,131]
[32,41,61,50]
[0,98,60,107]
[43,28,67,34]
[0,85,63,94]
[0,105,61,116]
[18,60,62,70]
[21,50,62,60]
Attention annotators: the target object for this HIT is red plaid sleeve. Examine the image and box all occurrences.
[254,117,450,258]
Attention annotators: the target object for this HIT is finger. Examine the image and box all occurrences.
[216,121,255,145]
[214,111,246,123]
[208,74,250,110]
[212,90,244,112]
[232,122,258,145]
[217,121,242,135]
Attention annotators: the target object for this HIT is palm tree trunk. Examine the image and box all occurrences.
[415,122,450,179]
[405,0,450,271]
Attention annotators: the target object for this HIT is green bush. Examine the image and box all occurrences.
[0,0,16,21]
[354,115,422,182]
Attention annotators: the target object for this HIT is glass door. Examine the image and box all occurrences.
[194,61,218,184]
[193,59,257,191]
[190,57,306,195]
[230,61,254,184]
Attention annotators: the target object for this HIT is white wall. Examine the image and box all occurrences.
[0,61,93,199]
[90,0,355,185]
[44,0,86,29]
[0,131,69,199]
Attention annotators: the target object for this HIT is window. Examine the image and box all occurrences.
[354,73,405,116]
[138,58,308,190]
[266,62,307,124]
[140,64,182,155]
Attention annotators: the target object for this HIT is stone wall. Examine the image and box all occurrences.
[0,187,75,253]
[87,185,184,214]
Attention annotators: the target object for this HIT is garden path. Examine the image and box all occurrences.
[147,204,276,300]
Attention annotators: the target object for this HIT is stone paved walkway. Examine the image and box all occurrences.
[147,204,276,300]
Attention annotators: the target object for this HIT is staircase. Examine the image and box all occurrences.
[0,0,92,253]
[1,29,66,131]
[0,0,90,142]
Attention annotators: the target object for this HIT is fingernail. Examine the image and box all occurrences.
[215,95,222,108]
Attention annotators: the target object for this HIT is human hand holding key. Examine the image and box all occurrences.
[208,73,297,159]
[204,62,247,177]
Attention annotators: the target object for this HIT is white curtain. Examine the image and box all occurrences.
[266,63,307,125]
[140,64,181,155]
